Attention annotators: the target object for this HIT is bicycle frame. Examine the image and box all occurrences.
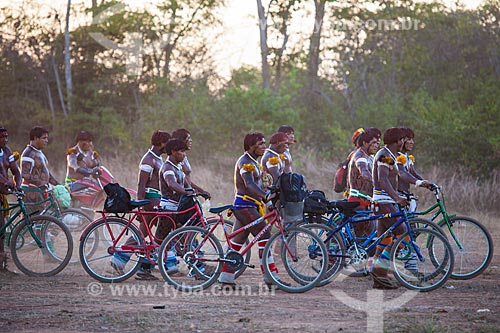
[324,208,425,261]
[189,207,297,265]
[80,195,214,264]
[408,186,463,250]
[0,193,43,248]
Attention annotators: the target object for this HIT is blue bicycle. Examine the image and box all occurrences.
[302,200,454,291]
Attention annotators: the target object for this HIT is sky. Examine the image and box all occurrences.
[3,0,488,79]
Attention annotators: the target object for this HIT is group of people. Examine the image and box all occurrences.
[0,124,428,291]
[343,126,432,289]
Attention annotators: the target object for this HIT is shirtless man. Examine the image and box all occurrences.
[65,131,100,188]
[370,127,408,289]
[218,132,281,289]
[347,127,381,236]
[134,130,170,280]
[0,127,22,272]
[21,126,60,211]
[171,129,210,198]
[155,138,194,239]
[261,132,289,188]
[277,125,296,173]
[397,127,432,212]
[111,138,189,276]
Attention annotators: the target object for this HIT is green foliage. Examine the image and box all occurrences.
[0,0,499,179]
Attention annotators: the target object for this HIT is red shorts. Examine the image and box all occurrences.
[347,196,370,210]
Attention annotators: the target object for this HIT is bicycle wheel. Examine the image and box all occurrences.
[10,215,73,277]
[262,226,328,293]
[158,226,223,291]
[391,228,454,292]
[205,217,251,279]
[408,217,445,235]
[438,216,493,280]
[301,223,346,286]
[302,213,329,225]
[60,208,93,263]
[79,217,143,283]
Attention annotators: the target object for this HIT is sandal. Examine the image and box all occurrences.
[369,272,400,289]
[135,272,159,281]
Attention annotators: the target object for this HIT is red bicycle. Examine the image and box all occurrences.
[156,199,328,293]
[79,193,247,283]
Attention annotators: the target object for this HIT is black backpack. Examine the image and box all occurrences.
[277,172,307,204]
[103,183,132,213]
[303,190,328,215]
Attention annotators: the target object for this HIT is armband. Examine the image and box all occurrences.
[415,180,426,187]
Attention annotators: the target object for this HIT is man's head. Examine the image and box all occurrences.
[30,126,49,150]
[351,128,365,147]
[359,127,381,155]
[166,138,188,163]
[151,130,171,147]
[277,125,296,144]
[0,127,8,148]
[269,132,289,154]
[383,127,405,146]
[244,132,266,156]
[400,127,415,153]
[75,130,94,152]
[172,128,192,150]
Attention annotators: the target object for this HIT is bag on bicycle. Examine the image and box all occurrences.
[175,194,199,227]
[277,172,307,204]
[53,184,72,209]
[103,183,132,213]
[303,190,328,215]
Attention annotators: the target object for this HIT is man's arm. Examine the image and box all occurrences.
[9,157,22,191]
[49,173,59,186]
[356,159,372,183]
[163,170,192,195]
[137,170,150,200]
[241,172,266,200]
[378,164,407,206]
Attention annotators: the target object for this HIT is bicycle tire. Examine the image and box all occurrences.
[438,216,493,280]
[79,217,143,283]
[408,217,445,235]
[205,217,251,279]
[157,226,223,291]
[300,223,346,286]
[262,226,328,293]
[59,208,93,264]
[10,215,73,277]
[391,228,454,292]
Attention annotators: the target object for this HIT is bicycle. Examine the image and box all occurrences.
[304,200,454,292]
[301,194,442,280]
[156,198,328,293]
[0,191,73,276]
[79,193,248,283]
[20,186,92,263]
[407,184,493,280]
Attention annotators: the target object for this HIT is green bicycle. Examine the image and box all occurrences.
[22,186,92,263]
[408,184,493,280]
[1,191,73,276]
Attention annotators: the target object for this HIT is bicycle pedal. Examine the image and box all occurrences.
[245,264,255,269]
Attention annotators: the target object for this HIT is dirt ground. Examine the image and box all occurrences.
[1,232,499,333]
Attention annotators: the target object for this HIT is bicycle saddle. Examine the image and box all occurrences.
[209,205,233,214]
[130,200,151,208]
[328,200,360,216]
